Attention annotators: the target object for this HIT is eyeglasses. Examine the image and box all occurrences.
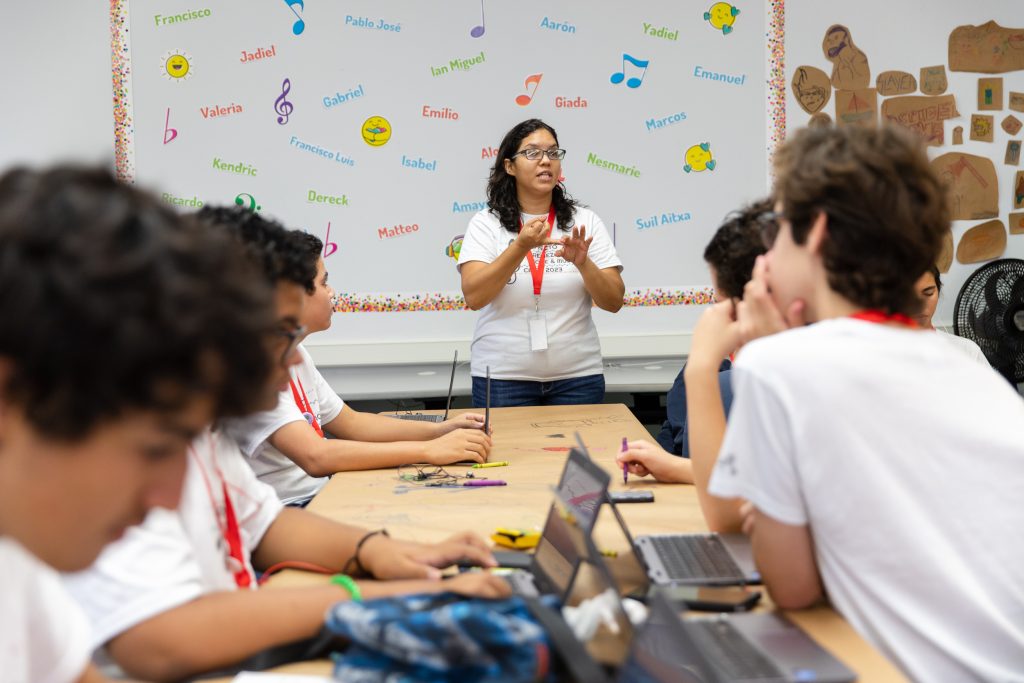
[511,148,567,161]
[276,324,306,366]
[756,211,781,249]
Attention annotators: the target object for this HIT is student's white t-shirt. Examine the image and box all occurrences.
[64,428,283,653]
[709,318,1024,682]
[937,328,988,365]
[457,207,622,381]
[225,345,344,505]
[1,537,93,683]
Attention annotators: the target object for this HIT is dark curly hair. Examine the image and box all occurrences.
[0,166,278,439]
[773,125,950,315]
[703,199,772,299]
[486,119,580,234]
[195,206,317,293]
[294,231,324,275]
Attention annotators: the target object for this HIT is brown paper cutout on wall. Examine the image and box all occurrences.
[1002,115,1023,135]
[930,152,999,220]
[953,126,964,145]
[876,70,917,96]
[879,95,959,146]
[949,22,1024,74]
[977,78,1004,110]
[956,220,1007,264]
[1007,140,1022,166]
[970,114,995,142]
[920,65,948,95]
[1008,212,1024,235]
[938,230,954,273]
[808,112,833,128]
[791,66,832,114]
[835,89,878,127]
[822,25,870,89]
[1015,171,1024,210]
[1010,92,1024,112]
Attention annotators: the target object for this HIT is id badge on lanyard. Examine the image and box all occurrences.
[524,206,556,352]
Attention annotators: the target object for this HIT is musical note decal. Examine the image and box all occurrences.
[610,54,650,89]
[163,108,178,144]
[323,221,338,258]
[282,0,305,35]
[515,73,543,106]
[275,78,293,125]
[469,0,485,38]
[234,193,261,212]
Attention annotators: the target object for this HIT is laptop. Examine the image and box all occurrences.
[496,447,611,597]
[634,530,760,586]
[391,350,458,423]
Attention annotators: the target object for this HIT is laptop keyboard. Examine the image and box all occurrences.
[391,414,444,423]
[688,619,784,680]
[502,571,539,597]
[649,535,744,581]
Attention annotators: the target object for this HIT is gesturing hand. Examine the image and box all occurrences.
[555,224,593,267]
[516,217,559,251]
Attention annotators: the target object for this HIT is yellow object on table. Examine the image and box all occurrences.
[490,527,541,549]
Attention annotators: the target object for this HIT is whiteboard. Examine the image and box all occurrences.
[117,0,772,364]
[784,0,1024,328]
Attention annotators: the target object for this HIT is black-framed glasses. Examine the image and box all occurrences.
[276,324,306,366]
[756,210,781,249]
[511,148,567,161]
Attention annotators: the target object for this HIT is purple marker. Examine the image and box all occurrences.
[621,437,629,485]
[464,479,506,487]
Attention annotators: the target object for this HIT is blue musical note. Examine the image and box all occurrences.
[282,0,305,35]
[275,78,293,125]
[610,54,650,89]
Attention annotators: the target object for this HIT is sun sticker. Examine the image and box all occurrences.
[161,51,193,81]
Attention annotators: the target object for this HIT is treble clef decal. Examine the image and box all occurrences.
[275,78,293,125]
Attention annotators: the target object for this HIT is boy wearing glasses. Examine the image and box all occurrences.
[224,224,492,507]
[66,208,509,682]
[706,126,1024,680]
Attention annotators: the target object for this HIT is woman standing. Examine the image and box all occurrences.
[458,119,624,407]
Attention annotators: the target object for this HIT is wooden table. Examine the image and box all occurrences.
[250,404,907,682]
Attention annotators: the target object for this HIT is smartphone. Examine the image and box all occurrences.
[653,585,762,612]
[609,490,655,504]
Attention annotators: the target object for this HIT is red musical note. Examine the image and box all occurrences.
[163,108,178,144]
[323,221,338,258]
[515,73,543,107]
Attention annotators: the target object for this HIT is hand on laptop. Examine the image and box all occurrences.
[360,570,512,601]
[438,412,490,435]
[616,440,694,484]
[361,531,499,581]
[423,428,492,465]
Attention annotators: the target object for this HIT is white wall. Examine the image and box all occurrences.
[2,4,112,169]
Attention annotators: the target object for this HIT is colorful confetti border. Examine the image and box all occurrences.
[111,0,135,183]
[332,288,715,313]
[767,0,786,163]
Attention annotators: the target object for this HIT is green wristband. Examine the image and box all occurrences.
[330,573,362,602]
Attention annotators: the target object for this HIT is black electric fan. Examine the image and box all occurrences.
[953,258,1024,384]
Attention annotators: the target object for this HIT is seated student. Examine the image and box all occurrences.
[707,125,1024,681]
[616,200,770,486]
[224,224,492,506]
[0,166,281,683]
[914,264,988,364]
[65,207,509,682]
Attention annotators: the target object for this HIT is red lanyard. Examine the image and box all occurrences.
[521,205,557,298]
[289,377,324,438]
[849,310,918,328]
[189,436,254,589]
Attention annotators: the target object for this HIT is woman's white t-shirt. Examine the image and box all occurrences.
[457,207,622,381]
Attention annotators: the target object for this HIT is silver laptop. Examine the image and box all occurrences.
[635,531,760,586]
[391,350,458,423]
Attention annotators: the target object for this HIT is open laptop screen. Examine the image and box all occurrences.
[555,447,610,533]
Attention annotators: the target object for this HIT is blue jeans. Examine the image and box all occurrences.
[472,374,605,408]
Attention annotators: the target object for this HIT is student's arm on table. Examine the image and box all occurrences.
[106,571,509,682]
[616,440,694,484]
[749,509,823,609]
[555,225,624,312]
[685,301,745,532]
[268,415,491,476]
[325,405,489,442]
